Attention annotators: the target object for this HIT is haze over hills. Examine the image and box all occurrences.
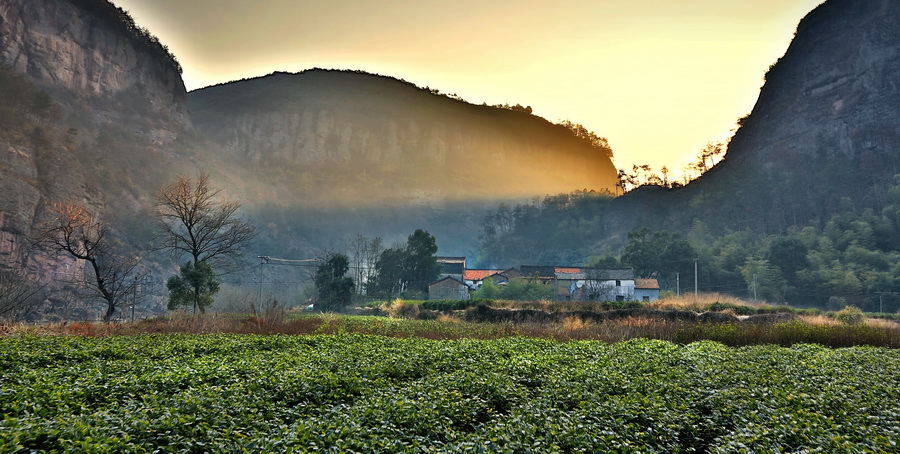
[2,0,899,314]
[188,70,617,206]
[0,0,616,286]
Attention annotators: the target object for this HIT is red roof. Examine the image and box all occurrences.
[555,267,582,274]
[464,269,503,281]
[635,278,660,290]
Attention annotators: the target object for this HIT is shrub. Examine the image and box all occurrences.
[835,305,866,325]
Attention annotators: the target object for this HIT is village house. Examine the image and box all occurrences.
[429,262,649,302]
[428,276,470,300]
[463,269,509,290]
[634,278,661,302]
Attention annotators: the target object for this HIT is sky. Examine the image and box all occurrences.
[114,0,824,175]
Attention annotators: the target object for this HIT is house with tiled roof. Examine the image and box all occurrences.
[427,260,646,302]
[463,269,508,290]
[634,278,660,302]
[554,267,636,302]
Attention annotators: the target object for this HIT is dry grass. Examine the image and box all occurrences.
[650,292,759,312]
[3,309,898,347]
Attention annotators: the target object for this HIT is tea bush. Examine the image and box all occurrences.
[0,335,897,452]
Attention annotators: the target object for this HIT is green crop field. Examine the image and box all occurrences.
[1,334,898,452]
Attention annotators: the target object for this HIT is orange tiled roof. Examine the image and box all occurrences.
[555,267,582,274]
[464,269,503,281]
[634,278,660,290]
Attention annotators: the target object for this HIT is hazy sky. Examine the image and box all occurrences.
[114,0,824,174]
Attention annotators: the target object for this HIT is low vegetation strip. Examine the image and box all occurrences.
[1,335,897,452]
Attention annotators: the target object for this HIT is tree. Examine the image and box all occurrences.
[155,173,256,313]
[314,253,355,312]
[367,230,440,298]
[368,247,407,296]
[404,229,440,294]
[0,269,41,320]
[621,228,696,290]
[166,261,219,312]
[40,202,142,321]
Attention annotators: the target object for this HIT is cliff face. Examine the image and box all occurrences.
[642,0,900,234]
[188,71,618,204]
[0,0,189,277]
[0,0,186,119]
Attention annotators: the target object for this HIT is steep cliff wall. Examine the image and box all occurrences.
[639,0,900,234]
[0,0,186,119]
[189,71,618,204]
[0,0,189,278]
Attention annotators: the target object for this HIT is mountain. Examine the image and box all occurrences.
[478,0,900,264]
[672,0,900,233]
[0,0,190,283]
[0,0,617,303]
[187,70,617,207]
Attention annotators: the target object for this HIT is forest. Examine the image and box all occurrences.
[477,179,900,313]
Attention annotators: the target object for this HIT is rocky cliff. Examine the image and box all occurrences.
[0,0,190,280]
[188,70,617,204]
[0,0,186,119]
[670,0,900,233]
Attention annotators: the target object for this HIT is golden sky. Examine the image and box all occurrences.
[114,0,824,176]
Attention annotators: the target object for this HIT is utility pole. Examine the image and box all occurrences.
[257,255,269,309]
[676,272,680,296]
[693,258,698,295]
[752,274,758,301]
[132,276,138,322]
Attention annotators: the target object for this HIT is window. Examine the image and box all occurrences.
[642,296,650,302]
[615,280,621,287]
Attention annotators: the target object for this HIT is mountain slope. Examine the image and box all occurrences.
[478,0,900,265]
[674,0,900,233]
[188,70,617,206]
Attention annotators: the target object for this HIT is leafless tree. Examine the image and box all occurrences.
[155,173,256,312]
[39,202,143,321]
[0,269,41,320]
[347,235,384,295]
[155,172,256,270]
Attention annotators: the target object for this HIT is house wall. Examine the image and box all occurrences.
[429,280,469,300]
[634,289,660,302]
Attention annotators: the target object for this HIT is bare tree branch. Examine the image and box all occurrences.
[39,202,143,321]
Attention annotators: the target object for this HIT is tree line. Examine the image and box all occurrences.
[477,177,900,312]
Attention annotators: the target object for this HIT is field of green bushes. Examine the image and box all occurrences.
[1,334,897,452]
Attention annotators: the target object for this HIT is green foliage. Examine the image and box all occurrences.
[471,277,555,301]
[479,177,900,312]
[621,228,695,289]
[0,335,897,451]
[166,261,219,312]
[495,278,555,301]
[472,277,501,299]
[314,254,355,312]
[368,230,440,298]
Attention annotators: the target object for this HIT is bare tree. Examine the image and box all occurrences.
[155,173,256,312]
[40,202,143,321]
[0,269,41,320]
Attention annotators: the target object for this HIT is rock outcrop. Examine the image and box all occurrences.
[671,0,900,233]
[0,0,189,278]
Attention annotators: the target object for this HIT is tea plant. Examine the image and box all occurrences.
[0,335,897,452]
